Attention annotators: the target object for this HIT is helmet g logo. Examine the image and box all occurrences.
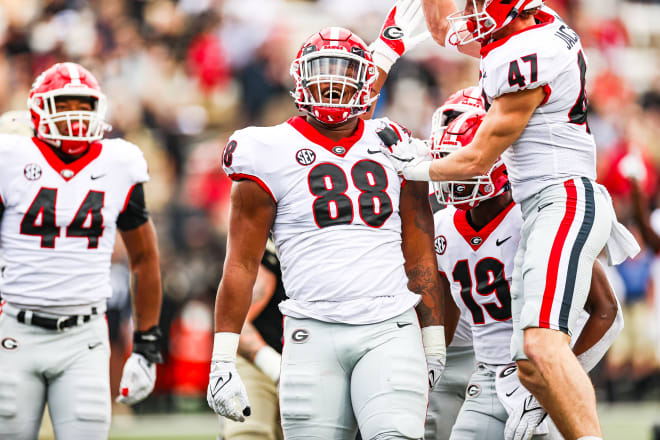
[383,26,404,40]
[291,329,310,343]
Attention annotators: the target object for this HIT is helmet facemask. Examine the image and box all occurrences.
[291,48,377,125]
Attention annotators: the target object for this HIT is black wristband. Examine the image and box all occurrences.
[133,325,164,364]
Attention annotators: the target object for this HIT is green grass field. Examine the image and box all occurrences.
[35,402,659,440]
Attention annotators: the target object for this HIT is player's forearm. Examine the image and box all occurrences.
[126,221,162,331]
[421,0,455,45]
[214,266,256,334]
[630,183,660,253]
[238,321,268,362]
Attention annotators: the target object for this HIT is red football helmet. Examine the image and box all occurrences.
[430,86,485,154]
[431,112,508,210]
[290,27,378,125]
[28,62,110,155]
[447,0,544,45]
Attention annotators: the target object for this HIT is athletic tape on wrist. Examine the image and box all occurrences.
[212,332,239,362]
[404,161,432,181]
[421,325,446,357]
[369,40,398,73]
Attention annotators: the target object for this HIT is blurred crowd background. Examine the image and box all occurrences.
[1,0,660,422]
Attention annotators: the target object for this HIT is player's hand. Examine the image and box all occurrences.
[207,360,251,422]
[369,0,430,72]
[116,353,156,405]
[386,137,433,181]
[426,354,446,391]
[504,393,548,440]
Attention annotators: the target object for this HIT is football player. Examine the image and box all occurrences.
[424,87,483,440]
[431,108,623,440]
[206,2,446,438]
[0,62,163,440]
[385,1,640,438]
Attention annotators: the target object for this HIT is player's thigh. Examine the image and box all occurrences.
[279,317,357,440]
[225,356,282,440]
[351,309,428,440]
[449,365,506,440]
[513,179,611,359]
[426,346,475,440]
[47,317,111,440]
[0,312,47,439]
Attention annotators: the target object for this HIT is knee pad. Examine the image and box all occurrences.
[72,378,110,423]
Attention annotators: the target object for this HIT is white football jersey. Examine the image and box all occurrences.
[433,202,522,364]
[223,116,420,324]
[0,135,148,311]
[479,8,597,203]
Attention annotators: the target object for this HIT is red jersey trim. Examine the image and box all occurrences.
[480,11,556,58]
[287,116,365,157]
[540,84,552,106]
[229,173,276,202]
[32,137,102,182]
[453,200,516,251]
[121,184,137,213]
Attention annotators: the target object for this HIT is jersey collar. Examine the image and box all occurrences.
[453,200,516,251]
[287,116,365,157]
[480,10,556,58]
[32,137,103,182]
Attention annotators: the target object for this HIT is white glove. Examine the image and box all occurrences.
[426,355,446,390]
[386,137,433,181]
[116,353,156,405]
[369,0,431,72]
[504,393,548,440]
[422,326,446,390]
[207,360,251,422]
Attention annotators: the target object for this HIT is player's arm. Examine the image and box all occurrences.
[421,0,480,57]
[237,263,281,383]
[116,183,164,405]
[571,260,623,371]
[439,272,460,345]
[630,178,660,253]
[427,87,545,181]
[400,180,447,384]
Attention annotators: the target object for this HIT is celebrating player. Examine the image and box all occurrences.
[206,4,446,437]
[384,1,640,438]
[0,62,163,440]
[431,106,623,439]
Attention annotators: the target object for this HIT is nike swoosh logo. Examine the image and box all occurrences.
[88,342,102,350]
[505,386,519,397]
[367,149,386,155]
[396,322,412,328]
[90,174,105,180]
[496,236,512,246]
[211,372,232,397]
[537,202,553,212]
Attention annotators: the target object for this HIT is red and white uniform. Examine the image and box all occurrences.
[433,202,522,365]
[0,134,148,314]
[222,116,419,324]
[479,8,596,203]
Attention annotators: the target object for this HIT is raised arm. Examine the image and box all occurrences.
[422,0,481,56]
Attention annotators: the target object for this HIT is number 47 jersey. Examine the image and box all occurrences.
[0,135,148,310]
[222,116,420,325]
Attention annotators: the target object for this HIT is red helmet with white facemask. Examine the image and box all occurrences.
[447,0,544,45]
[28,62,110,155]
[290,27,378,125]
[431,112,508,210]
[430,86,485,154]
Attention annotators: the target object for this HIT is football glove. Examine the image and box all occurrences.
[116,326,162,405]
[207,360,251,422]
[504,393,548,440]
[386,137,433,181]
[426,355,446,390]
[422,325,446,390]
[369,0,430,72]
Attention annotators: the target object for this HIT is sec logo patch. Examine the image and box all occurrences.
[296,149,316,166]
[434,235,447,255]
[24,163,42,181]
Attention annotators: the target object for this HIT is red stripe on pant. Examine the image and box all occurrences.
[539,180,578,328]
